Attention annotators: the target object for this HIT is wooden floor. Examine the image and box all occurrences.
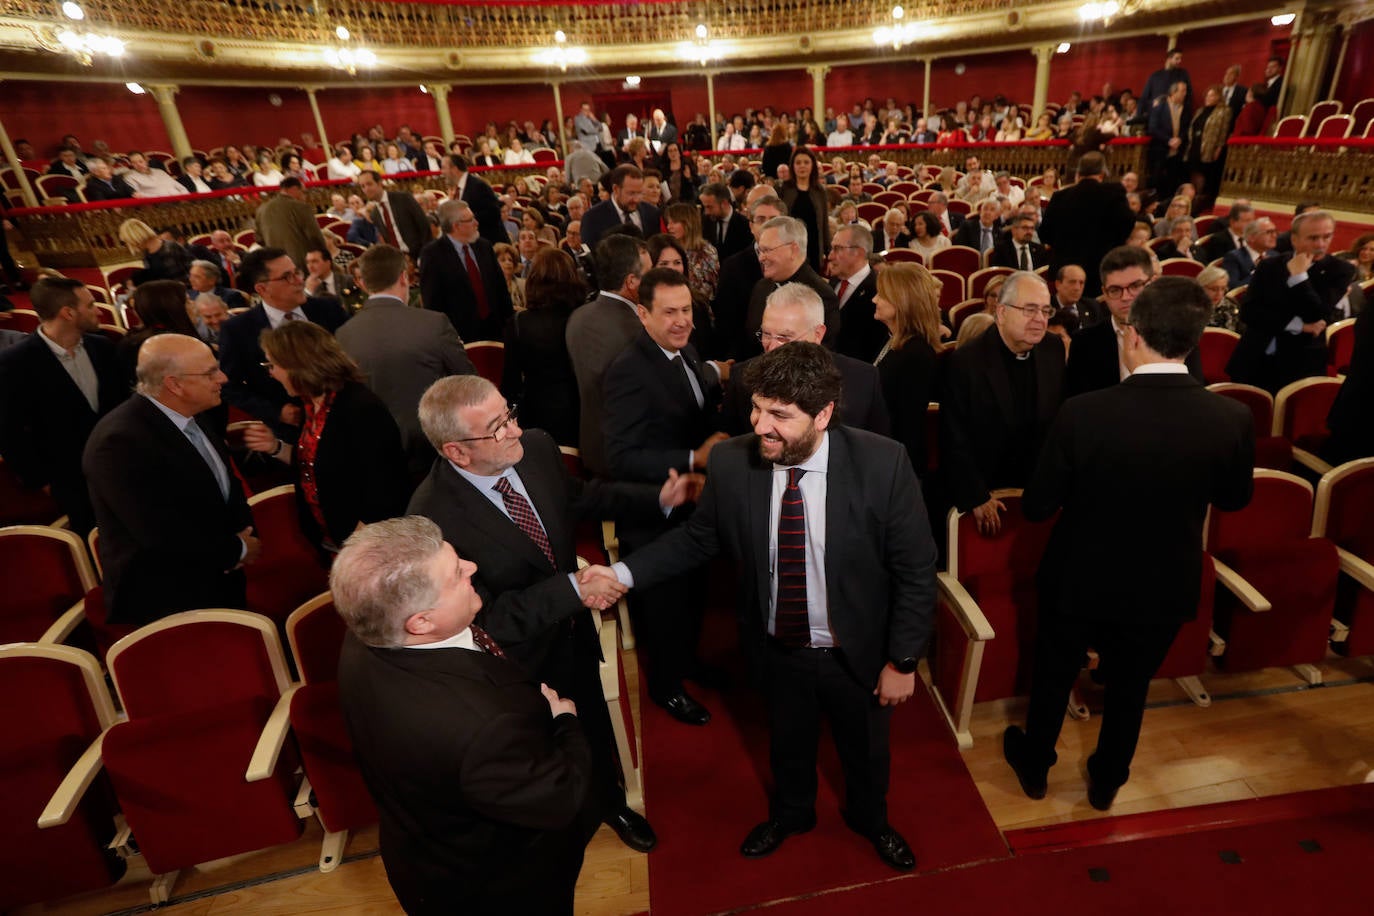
[20,652,1374,916]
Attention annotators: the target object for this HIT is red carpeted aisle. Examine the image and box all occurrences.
[641,607,1009,916]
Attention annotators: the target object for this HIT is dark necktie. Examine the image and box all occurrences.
[494,476,556,569]
[470,624,507,659]
[717,220,725,246]
[380,202,400,248]
[463,245,491,318]
[622,206,635,227]
[774,468,810,647]
[981,226,993,253]
[1019,244,1031,271]
[836,278,850,304]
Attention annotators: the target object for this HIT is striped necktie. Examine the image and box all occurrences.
[774,468,810,647]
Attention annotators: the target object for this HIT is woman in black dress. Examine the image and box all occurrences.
[500,247,586,446]
[778,145,830,273]
[872,262,944,477]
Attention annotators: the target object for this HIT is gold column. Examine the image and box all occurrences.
[304,87,330,155]
[1031,46,1054,121]
[147,84,193,160]
[808,65,829,123]
[1282,10,1337,117]
[551,81,567,158]
[425,84,455,149]
[707,72,718,148]
[0,108,39,207]
[922,59,933,120]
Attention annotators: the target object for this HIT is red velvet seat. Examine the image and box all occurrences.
[1273,376,1343,476]
[968,267,1012,301]
[102,610,303,903]
[931,244,980,278]
[1207,383,1293,470]
[1,308,40,333]
[0,457,62,526]
[465,340,505,386]
[857,202,887,224]
[0,525,98,644]
[1313,459,1374,658]
[0,644,125,911]
[244,485,330,624]
[1208,471,1340,682]
[882,248,922,263]
[1159,257,1204,278]
[1199,327,1239,384]
[1327,318,1356,376]
[931,268,966,311]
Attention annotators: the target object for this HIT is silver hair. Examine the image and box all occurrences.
[750,194,786,219]
[760,215,807,251]
[1197,265,1228,287]
[1290,210,1334,238]
[193,292,228,313]
[1243,218,1273,242]
[330,516,446,648]
[764,282,825,327]
[418,374,497,452]
[189,259,220,279]
[437,198,474,234]
[836,222,873,255]
[998,270,1049,308]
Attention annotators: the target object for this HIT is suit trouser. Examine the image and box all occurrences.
[764,641,892,836]
[1023,612,1182,790]
[623,524,707,698]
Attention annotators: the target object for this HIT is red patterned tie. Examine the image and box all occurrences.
[469,624,507,659]
[494,476,556,569]
[464,245,491,319]
[774,467,810,647]
[836,278,850,304]
[380,202,400,248]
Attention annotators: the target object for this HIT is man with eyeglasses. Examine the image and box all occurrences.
[744,216,839,359]
[1067,246,1203,397]
[827,224,888,362]
[217,247,350,437]
[84,334,262,625]
[712,194,786,360]
[942,271,1066,536]
[418,198,513,344]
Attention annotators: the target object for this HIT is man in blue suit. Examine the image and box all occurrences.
[578,165,661,249]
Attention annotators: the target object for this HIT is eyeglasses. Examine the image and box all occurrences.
[1103,279,1149,300]
[175,366,222,379]
[267,269,304,283]
[1003,303,1057,319]
[829,244,864,254]
[754,241,795,257]
[456,406,520,443]
[755,330,802,345]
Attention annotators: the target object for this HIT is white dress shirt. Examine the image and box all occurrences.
[38,326,98,411]
[263,304,311,329]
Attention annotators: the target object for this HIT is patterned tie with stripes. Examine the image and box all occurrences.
[469,624,507,659]
[774,467,810,647]
[494,476,557,569]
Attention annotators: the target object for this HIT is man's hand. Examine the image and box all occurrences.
[874,665,916,707]
[541,682,578,718]
[303,274,325,295]
[279,404,303,426]
[971,496,1007,537]
[659,468,707,508]
[1167,137,1181,151]
[576,565,628,610]
[1302,319,1328,336]
[1288,251,1314,277]
[237,526,262,567]
[241,421,278,454]
[692,431,729,470]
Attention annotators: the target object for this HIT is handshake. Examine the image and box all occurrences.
[576,564,628,611]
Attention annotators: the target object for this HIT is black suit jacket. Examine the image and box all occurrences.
[418,235,514,343]
[82,175,134,202]
[721,349,890,438]
[876,231,914,253]
[217,299,351,435]
[83,395,253,625]
[459,173,508,248]
[1066,318,1204,397]
[337,632,595,915]
[0,332,127,532]
[1197,230,1239,266]
[877,339,940,476]
[370,190,431,258]
[704,211,752,261]
[1026,372,1253,622]
[941,328,1066,511]
[712,248,764,360]
[951,219,1002,252]
[1039,179,1136,298]
[989,237,1049,271]
[1326,309,1374,464]
[579,198,662,250]
[623,427,938,686]
[833,270,890,363]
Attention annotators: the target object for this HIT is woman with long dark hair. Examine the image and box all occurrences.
[500,247,586,445]
[778,145,830,272]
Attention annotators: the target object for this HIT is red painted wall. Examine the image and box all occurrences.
[827,60,926,114]
[1335,20,1374,106]
[712,69,809,119]
[4,81,169,157]
[177,85,318,152]
[317,85,441,144]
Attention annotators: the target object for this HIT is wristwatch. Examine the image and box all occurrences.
[889,656,918,674]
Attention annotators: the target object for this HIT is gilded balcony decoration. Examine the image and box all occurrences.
[1222,143,1374,212]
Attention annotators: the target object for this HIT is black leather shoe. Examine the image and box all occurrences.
[1003,726,1048,800]
[653,689,711,726]
[871,828,916,871]
[1087,781,1119,811]
[740,818,814,858]
[605,807,657,852]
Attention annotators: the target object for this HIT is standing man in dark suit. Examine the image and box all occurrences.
[83,334,261,625]
[1141,47,1193,112]
[1067,246,1204,396]
[1227,210,1356,393]
[1220,65,1247,126]
[357,170,430,261]
[579,165,661,250]
[410,374,701,853]
[700,182,752,261]
[332,516,598,915]
[566,234,653,477]
[218,247,350,437]
[713,194,785,360]
[441,154,507,248]
[254,177,329,273]
[1004,278,1254,810]
[989,214,1049,271]
[646,108,678,161]
[1261,56,1285,109]
[612,342,936,871]
[941,272,1066,534]
[337,244,476,480]
[827,223,888,363]
[418,199,513,344]
[603,269,730,725]
[1039,152,1136,299]
[1325,309,1374,464]
[0,277,128,534]
[1147,81,1192,200]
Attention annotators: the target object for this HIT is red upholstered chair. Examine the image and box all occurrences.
[579,558,642,806]
[1305,100,1343,133]
[1273,376,1343,476]
[1207,383,1293,471]
[1273,115,1306,138]
[2,644,125,911]
[857,202,888,225]
[1193,215,1218,237]
[931,244,980,277]
[882,248,922,263]
[969,266,1013,301]
[1,308,40,333]
[103,265,140,292]
[465,340,505,386]
[948,299,984,334]
[1350,98,1374,138]
[946,198,972,217]
[0,525,98,645]
[1313,459,1374,658]
[908,188,935,204]
[0,456,63,526]
[873,190,903,207]
[1199,327,1240,383]
[282,593,378,872]
[1160,258,1204,278]
[1327,318,1356,376]
[101,610,304,903]
[244,485,330,624]
[235,229,257,248]
[927,491,1055,747]
[1153,552,1223,706]
[35,173,78,200]
[1313,114,1353,140]
[931,269,967,311]
[1208,470,1339,683]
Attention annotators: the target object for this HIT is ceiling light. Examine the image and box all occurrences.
[126,82,144,94]
[419,84,428,94]
[1079,1,1119,22]
[335,25,350,41]
[626,75,641,86]
[1271,13,1295,26]
[892,5,904,19]
[61,1,84,20]
[695,23,708,39]
[554,30,567,43]
[1057,42,1071,53]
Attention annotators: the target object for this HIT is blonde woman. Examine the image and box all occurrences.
[663,202,720,302]
[873,262,944,475]
[118,218,191,283]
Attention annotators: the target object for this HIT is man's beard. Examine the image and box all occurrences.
[756,422,820,467]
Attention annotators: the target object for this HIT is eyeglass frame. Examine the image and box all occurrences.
[173,366,224,380]
[1103,279,1149,300]
[1001,303,1058,320]
[266,268,305,284]
[455,405,520,443]
[754,239,797,257]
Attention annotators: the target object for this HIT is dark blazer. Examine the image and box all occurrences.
[1326,309,1374,464]
[833,270,889,363]
[459,173,508,248]
[346,217,380,246]
[176,174,210,194]
[1026,372,1253,623]
[951,219,1003,252]
[711,248,764,360]
[579,198,662,250]
[294,382,410,549]
[337,632,596,916]
[1222,246,1262,289]
[1196,230,1239,266]
[989,237,1049,271]
[83,395,253,625]
[502,306,580,447]
[877,338,940,476]
[875,231,914,253]
[721,349,890,438]
[418,235,514,344]
[602,330,721,483]
[623,427,938,686]
[81,175,134,202]
[743,264,841,358]
[565,294,644,476]
[0,331,127,532]
[1039,179,1136,299]
[370,191,431,258]
[1065,317,1205,397]
[217,299,351,435]
[703,210,752,262]
[941,328,1066,511]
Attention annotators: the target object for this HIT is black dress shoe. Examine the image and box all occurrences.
[740,818,814,858]
[1003,726,1048,800]
[653,689,711,726]
[871,828,916,871]
[1087,781,1119,811]
[605,807,657,852]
